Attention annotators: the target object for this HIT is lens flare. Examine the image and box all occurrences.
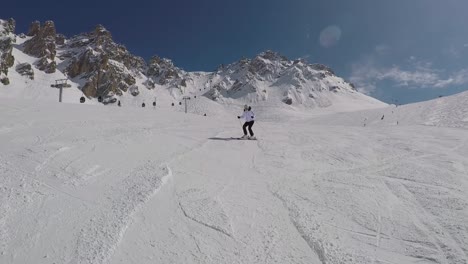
[319,25,342,48]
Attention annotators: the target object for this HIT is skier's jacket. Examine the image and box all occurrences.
[240,110,255,122]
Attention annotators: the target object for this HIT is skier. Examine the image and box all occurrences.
[237,105,256,139]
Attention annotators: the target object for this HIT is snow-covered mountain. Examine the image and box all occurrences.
[0,19,385,112]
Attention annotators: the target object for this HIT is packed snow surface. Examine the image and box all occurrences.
[1,91,467,264]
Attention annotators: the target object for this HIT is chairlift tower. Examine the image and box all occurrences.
[182,96,191,114]
[50,79,71,103]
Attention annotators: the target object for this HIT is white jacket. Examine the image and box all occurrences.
[240,110,255,122]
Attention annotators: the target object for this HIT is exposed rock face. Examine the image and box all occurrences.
[310,63,335,75]
[64,25,145,98]
[23,21,57,73]
[147,56,180,84]
[143,79,155,89]
[0,78,9,85]
[37,57,56,73]
[15,63,34,79]
[129,85,139,96]
[27,21,40,36]
[248,50,289,80]
[0,18,16,85]
[56,34,65,45]
[282,96,293,105]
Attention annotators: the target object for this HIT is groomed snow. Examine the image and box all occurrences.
[1,89,467,264]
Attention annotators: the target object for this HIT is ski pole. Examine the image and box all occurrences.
[238,116,243,126]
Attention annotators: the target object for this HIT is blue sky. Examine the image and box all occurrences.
[3,0,468,104]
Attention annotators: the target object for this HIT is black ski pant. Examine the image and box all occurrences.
[243,121,255,136]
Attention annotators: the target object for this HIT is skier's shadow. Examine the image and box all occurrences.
[208,137,238,141]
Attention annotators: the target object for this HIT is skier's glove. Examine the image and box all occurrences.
[237,116,240,119]
[251,116,254,118]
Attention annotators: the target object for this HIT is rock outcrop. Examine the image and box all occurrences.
[147,56,178,83]
[15,63,34,80]
[0,18,16,85]
[64,25,145,99]
[26,21,40,36]
[56,34,65,45]
[23,21,57,73]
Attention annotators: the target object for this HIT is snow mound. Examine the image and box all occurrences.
[72,163,171,264]
[312,90,468,129]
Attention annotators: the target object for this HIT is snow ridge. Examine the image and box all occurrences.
[69,163,171,264]
[178,189,234,239]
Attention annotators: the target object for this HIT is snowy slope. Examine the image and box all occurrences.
[1,91,467,264]
[311,90,468,129]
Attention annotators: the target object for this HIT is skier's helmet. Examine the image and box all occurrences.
[243,104,249,110]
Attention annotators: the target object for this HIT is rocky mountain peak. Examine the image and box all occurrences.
[246,51,291,81]
[257,50,289,62]
[63,24,146,99]
[93,24,112,45]
[27,20,40,36]
[149,56,175,68]
[1,18,15,35]
[25,20,56,43]
[309,63,335,75]
[42,21,56,38]
[94,24,109,35]
[146,56,184,86]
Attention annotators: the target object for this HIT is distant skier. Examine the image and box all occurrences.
[237,105,256,139]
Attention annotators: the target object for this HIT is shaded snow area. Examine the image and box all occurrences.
[1,93,467,264]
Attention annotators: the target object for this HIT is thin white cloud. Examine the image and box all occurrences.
[446,45,461,58]
[444,43,468,58]
[433,69,468,88]
[375,44,390,55]
[378,66,440,87]
[350,49,468,94]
